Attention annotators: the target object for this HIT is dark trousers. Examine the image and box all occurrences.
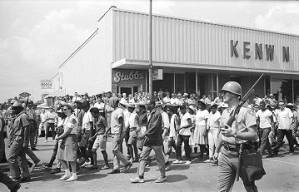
[7,140,30,179]
[0,171,19,190]
[273,129,294,153]
[48,140,59,166]
[123,128,130,157]
[29,121,38,148]
[45,123,55,140]
[176,135,191,161]
[0,133,6,162]
[258,128,272,155]
[166,137,176,156]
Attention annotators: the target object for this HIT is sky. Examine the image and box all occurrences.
[1,0,299,102]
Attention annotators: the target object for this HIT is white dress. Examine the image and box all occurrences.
[193,110,209,145]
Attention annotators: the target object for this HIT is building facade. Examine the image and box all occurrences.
[53,8,299,102]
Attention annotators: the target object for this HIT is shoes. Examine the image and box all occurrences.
[204,159,212,163]
[60,173,71,180]
[43,163,52,169]
[81,161,91,168]
[155,176,167,183]
[44,140,48,143]
[31,148,38,151]
[173,160,183,164]
[130,177,145,183]
[65,173,78,182]
[11,182,21,192]
[108,169,120,174]
[184,160,192,165]
[102,165,110,170]
[50,168,61,174]
[123,162,132,172]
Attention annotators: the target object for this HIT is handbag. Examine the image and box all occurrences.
[241,151,266,182]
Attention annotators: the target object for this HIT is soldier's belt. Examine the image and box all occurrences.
[223,143,240,152]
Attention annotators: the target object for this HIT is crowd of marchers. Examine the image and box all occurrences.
[0,90,298,191]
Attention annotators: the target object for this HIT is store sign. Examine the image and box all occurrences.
[153,69,163,80]
[113,71,145,83]
[230,40,290,62]
[40,80,53,89]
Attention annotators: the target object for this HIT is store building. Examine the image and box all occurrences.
[52,8,299,102]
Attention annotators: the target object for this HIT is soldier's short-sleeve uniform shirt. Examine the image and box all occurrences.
[220,106,257,144]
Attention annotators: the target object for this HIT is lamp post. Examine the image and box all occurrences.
[148,0,153,95]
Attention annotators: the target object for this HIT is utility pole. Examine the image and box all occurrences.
[148,0,153,95]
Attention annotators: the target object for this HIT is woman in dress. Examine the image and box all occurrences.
[194,100,209,159]
[56,103,79,182]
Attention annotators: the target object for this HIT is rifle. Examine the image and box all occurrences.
[224,73,264,181]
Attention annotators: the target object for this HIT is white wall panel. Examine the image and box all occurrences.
[112,9,299,74]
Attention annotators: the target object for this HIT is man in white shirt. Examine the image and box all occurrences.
[206,103,221,162]
[80,101,94,166]
[109,100,132,174]
[174,105,192,165]
[272,102,294,155]
[44,108,57,142]
[256,101,274,157]
[127,104,139,162]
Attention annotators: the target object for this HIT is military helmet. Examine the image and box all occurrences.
[221,81,242,96]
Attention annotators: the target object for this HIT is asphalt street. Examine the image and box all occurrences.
[1,138,299,192]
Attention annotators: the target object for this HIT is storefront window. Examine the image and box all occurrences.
[294,80,299,103]
[186,72,196,94]
[153,73,174,92]
[175,73,185,93]
[271,78,292,102]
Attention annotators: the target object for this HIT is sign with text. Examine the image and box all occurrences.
[112,70,145,83]
[153,69,163,80]
[40,80,52,89]
[230,40,290,62]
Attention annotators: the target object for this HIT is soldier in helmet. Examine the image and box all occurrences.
[214,81,260,192]
[7,101,31,182]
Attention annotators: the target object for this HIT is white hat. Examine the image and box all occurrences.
[188,105,197,112]
[119,98,128,106]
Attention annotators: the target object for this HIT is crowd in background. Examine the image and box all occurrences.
[0,90,299,184]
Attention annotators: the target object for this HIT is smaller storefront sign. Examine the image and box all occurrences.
[153,69,163,80]
[113,70,145,83]
[40,80,53,89]
[112,69,147,94]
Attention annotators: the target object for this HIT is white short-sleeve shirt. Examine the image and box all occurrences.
[276,108,293,130]
[256,109,273,129]
[82,111,93,131]
[195,110,209,127]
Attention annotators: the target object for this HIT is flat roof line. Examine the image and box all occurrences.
[58,28,99,69]
[113,8,299,38]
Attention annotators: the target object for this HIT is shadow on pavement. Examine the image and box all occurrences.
[78,173,107,181]
[30,170,61,182]
[169,164,190,171]
[166,174,188,183]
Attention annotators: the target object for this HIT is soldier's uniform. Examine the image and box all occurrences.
[7,111,30,179]
[218,106,258,192]
[217,81,260,192]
